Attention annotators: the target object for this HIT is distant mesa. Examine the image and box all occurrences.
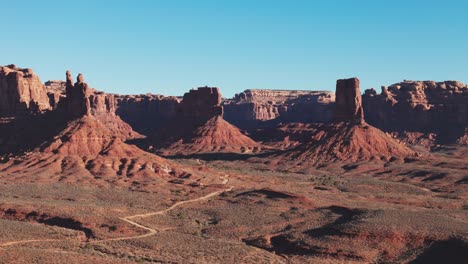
[362,80,468,145]
[223,89,335,129]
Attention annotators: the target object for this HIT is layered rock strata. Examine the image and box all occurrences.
[362,80,468,145]
[223,89,335,129]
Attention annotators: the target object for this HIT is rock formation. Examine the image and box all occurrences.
[0,68,188,182]
[59,71,118,118]
[223,89,335,129]
[274,77,415,166]
[362,80,468,145]
[179,86,223,120]
[0,64,50,115]
[64,72,91,117]
[334,78,364,124]
[149,87,259,154]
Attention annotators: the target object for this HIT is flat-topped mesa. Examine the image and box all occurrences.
[222,89,335,129]
[333,77,364,124]
[179,86,223,120]
[61,71,116,118]
[0,64,51,115]
[232,89,333,103]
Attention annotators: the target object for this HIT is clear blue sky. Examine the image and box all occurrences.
[3,0,467,97]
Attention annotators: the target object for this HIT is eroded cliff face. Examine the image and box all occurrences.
[362,80,468,144]
[0,65,50,115]
[223,89,335,129]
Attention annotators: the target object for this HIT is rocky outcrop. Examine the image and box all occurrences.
[0,64,50,115]
[64,72,91,117]
[334,78,364,124]
[179,86,223,120]
[273,77,415,167]
[362,80,468,145]
[148,87,259,154]
[60,71,117,118]
[223,89,335,129]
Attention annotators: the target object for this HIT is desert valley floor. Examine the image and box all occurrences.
[0,65,466,263]
[0,145,467,263]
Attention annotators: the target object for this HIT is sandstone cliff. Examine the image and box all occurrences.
[362,80,468,145]
[0,69,186,182]
[334,78,364,124]
[0,65,50,115]
[223,89,335,129]
[180,86,223,120]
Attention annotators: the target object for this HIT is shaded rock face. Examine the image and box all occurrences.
[223,89,335,129]
[60,71,116,118]
[334,78,364,124]
[115,94,180,134]
[64,72,91,117]
[179,86,223,120]
[0,65,50,115]
[362,81,468,144]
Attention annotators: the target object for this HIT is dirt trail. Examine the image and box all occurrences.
[0,175,232,247]
[94,177,233,243]
[0,239,62,247]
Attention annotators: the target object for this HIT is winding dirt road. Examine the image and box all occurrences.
[94,181,233,243]
[0,176,233,247]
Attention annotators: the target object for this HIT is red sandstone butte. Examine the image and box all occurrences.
[333,77,364,124]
